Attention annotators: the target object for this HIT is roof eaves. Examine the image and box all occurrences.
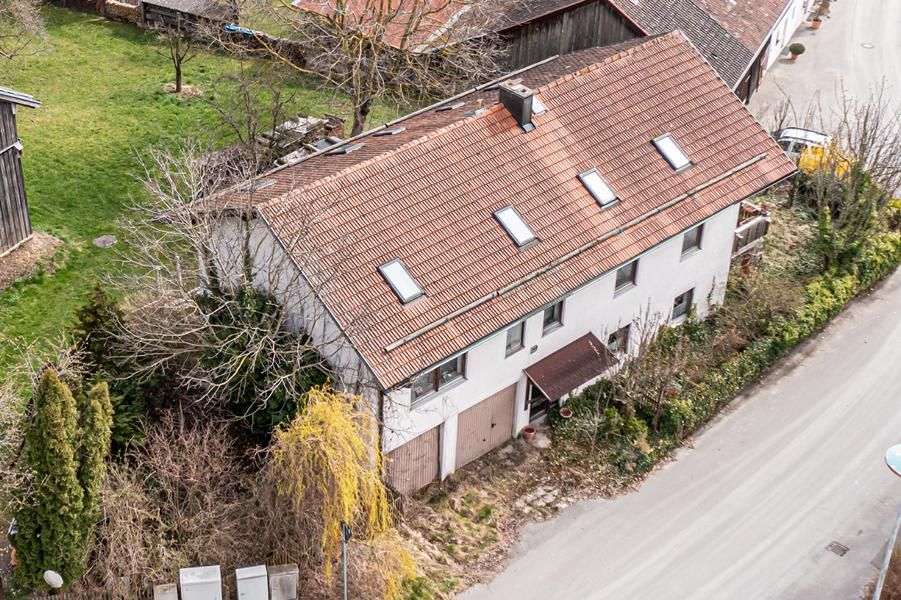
[0,87,41,109]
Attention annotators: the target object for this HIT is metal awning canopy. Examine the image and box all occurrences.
[524,333,616,401]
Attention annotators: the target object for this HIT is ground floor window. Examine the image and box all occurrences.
[607,324,630,354]
[411,354,467,403]
[672,288,694,321]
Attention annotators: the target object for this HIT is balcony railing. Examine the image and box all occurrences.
[733,201,771,258]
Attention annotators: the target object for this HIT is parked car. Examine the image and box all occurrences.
[774,127,831,160]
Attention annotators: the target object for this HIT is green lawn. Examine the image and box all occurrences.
[0,7,395,366]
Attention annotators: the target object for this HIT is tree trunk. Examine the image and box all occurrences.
[175,62,183,94]
[350,98,373,136]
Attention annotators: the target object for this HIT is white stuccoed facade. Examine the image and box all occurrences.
[380,202,742,478]
[212,200,746,485]
[764,0,813,69]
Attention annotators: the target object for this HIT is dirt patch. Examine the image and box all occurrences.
[399,430,641,597]
[164,83,202,100]
[0,232,63,291]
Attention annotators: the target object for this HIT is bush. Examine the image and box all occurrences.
[789,43,806,55]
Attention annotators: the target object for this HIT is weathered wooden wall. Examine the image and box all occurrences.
[0,101,32,258]
[506,0,640,68]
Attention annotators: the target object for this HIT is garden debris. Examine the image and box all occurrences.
[0,232,62,291]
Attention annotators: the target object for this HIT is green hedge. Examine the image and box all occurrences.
[682,231,901,431]
[555,232,901,473]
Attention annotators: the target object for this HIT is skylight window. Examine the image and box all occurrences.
[326,143,365,155]
[378,259,424,304]
[532,96,547,115]
[653,133,692,170]
[578,168,618,207]
[494,206,537,248]
[374,127,406,136]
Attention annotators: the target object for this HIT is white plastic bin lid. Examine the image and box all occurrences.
[236,565,267,581]
[180,565,222,585]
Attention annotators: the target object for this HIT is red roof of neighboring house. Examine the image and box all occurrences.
[691,0,793,52]
[290,0,474,48]
[239,32,794,388]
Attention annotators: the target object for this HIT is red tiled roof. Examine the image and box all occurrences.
[524,333,616,401]
[256,32,795,388]
[691,0,793,52]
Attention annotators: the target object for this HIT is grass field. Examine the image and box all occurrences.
[0,7,395,366]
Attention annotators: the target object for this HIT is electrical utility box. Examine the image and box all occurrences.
[153,583,179,600]
[180,565,223,600]
[268,564,299,600]
[236,565,269,600]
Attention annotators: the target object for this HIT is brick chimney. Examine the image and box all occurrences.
[499,80,536,132]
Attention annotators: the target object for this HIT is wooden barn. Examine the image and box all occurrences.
[0,87,41,259]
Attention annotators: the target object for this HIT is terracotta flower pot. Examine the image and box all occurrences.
[811,18,823,29]
[522,425,537,440]
[559,407,574,420]
[790,53,799,61]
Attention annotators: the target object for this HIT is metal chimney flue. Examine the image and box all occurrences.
[499,80,536,132]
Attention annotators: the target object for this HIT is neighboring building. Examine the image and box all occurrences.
[0,87,41,259]
[208,33,795,495]
[498,0,812,102]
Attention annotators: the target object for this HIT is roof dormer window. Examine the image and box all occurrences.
[653,133,692,171]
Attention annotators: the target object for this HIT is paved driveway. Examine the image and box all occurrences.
[462,271,901,599]
[749,0,901,127]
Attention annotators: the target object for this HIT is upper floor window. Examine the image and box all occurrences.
[615,260,638,292]
[672,288,694,321]
[608,324,630,354]
[505,322,525,356]
[411,354,467,403]
[681,224,703,256]
[542,300,564,333]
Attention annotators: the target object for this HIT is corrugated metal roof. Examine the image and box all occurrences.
[0,87,41,109]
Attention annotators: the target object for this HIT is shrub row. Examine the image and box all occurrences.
[679,231,901,433]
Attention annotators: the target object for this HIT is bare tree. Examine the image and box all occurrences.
[802,84,901,268]
[109,140,365,419]
[153,14,200,95]
[0,0,46,64]
[219,0,509,134]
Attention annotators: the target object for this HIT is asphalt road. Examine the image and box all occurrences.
[462,270,901,599]
[749,0,901,128]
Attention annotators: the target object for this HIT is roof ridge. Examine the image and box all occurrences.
[263,34,672,214]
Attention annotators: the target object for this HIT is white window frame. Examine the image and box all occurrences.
[578,168,619,208]
[653,133,692,171]
[614,260,638,293]
[378,259,424,304]
[494,205,538,248]
[542,300,564,335]
[505,321,525,357]
[681,223,704,257]
[411,354,467,404]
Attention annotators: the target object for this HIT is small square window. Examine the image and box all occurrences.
[607,324,630,354]
[682,224,703,255]
[542,300,564,333]
[672,288,694,321]
[615,260,637,292]
[505,322,525,356]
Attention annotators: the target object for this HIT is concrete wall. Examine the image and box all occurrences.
[381,202,741,479]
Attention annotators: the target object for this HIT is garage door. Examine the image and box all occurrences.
[386,427,440,495]
[455,384,516,470]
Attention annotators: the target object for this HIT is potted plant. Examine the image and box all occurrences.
[522,425,537,440]
[811,15,823,29]
[559,406,574,420]
[789,43,806,60]
[817,0,831,16]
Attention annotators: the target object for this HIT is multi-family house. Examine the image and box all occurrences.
[209,32,795,494]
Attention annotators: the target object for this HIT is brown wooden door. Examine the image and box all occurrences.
[386,426,440,495]
[455,384,516,470]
